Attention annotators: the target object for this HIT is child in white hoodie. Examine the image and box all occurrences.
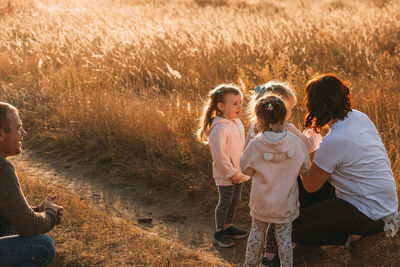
[198,84,250,248]
[241,95,310,267]
[245,81,321,267]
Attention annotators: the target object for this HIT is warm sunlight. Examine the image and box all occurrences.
[0,0,399,265]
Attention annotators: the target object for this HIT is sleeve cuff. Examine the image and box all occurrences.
[45,208,57,226]
[312,159,333,174]
[226,168,238,178]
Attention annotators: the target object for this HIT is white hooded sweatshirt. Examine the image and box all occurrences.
[240,131,309,223]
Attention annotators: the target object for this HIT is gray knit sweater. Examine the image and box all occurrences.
[0,157,56,236]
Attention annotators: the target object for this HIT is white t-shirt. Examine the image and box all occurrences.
[313,110,398,220]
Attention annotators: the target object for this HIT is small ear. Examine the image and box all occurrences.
[263,152,273,161]
[217,102,224,112]
[0,129,5,142]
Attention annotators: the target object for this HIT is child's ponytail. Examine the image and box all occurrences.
[198,101,215,143]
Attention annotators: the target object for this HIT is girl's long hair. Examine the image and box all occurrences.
[197,84,241,143]
[304,73,352,133]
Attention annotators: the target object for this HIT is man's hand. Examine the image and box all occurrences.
[42,195,64,225]
[56,206,63,225]
[38,195,57,212]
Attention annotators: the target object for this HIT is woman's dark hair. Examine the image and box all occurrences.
[304,74,352,133]
[255,95,286,132]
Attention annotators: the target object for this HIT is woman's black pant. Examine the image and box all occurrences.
[292,178,384,246]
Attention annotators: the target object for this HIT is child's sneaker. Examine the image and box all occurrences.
[226,225,248,239]
[214,229,234,247]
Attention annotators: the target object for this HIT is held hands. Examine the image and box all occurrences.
[230,172,242,184]
[230,171,250,184]
[39,195,64,225]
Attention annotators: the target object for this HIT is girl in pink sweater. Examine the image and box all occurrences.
[241,95,310,267]
[198,84,249,248]
[245,81,322,153]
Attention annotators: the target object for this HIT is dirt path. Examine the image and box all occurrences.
[10,148,386,266]
[11,148,249,265]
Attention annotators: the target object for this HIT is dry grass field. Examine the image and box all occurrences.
[0,0,399,265]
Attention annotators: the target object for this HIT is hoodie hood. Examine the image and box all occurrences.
[253,131,298,163]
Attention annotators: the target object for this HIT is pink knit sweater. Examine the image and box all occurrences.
[206,116,249,186]
[240,131,309,223]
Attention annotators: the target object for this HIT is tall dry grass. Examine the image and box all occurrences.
[0,0,399,192]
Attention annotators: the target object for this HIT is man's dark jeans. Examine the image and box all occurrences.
[0,223,55,266]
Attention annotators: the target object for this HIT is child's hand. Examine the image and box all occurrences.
[240,175,250,182]
[230,172,242,184]
[230,172,250,184]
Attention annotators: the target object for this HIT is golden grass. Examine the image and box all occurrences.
[0,0,399,265]
[0,0,398,208]
[18,167,227,266]
[0,0,398,231]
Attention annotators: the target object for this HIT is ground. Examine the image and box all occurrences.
[10,148,397,266]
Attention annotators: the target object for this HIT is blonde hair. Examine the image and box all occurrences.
[197,84,242,143]
[254,81,296,103]
[249,81,296,127]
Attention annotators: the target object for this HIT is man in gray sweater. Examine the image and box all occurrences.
[0,102,63,266]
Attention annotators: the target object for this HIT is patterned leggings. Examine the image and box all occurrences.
[244,218,293,267]
[215,184,243,230]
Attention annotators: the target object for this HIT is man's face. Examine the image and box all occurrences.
[0,111,27,157]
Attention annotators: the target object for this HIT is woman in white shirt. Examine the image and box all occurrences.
[292,73,399,248]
